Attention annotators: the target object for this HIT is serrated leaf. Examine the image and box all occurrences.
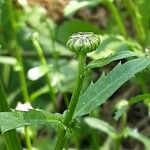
[74,57,150,117]
[86,50,137,70]
[0,109,64,133]
[84,117,116,137]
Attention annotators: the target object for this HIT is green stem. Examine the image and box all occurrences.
[129,94,150,106]
[14,39,32,150]
[15,46,30,102]
[122,0,145,43]
[64,54,86,124]
[55,53,87,150]
[15,43,32,150]
[1,0,32,149]
[0,79,23,150]
[63,93,69,107]
[24,127,32,150]
[120,112,127,132]
[91,130,99,150]
[32,36,56,110]
[104,0,127,37]
[114,137,121,150]
[46,20,69,108]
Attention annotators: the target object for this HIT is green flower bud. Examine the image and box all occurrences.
[66,32,100,55]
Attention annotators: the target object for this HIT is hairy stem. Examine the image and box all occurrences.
[55,53,87,150]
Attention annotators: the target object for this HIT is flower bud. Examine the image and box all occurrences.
[66,32,100,54]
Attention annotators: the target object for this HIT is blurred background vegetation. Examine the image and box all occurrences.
[0,0,150,149]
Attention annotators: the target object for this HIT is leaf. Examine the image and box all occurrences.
[96,36,127,52]
[88,35,130,60]
[86,50,137,70]
[84,117,116,137]
[30,85,49,102]
[0,56,17,65]
[100,137,113,150]
[129,94,150,105]
[28,60,78,94]
[114,105,128,120]
[64,0,102,16]
[27,66,49,81]
[74,57,150,117]
[56,19,100,44]
[88,35,145,59]
[125,128,150,150]
[0,109,64,133]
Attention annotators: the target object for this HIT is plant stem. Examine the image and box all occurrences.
[15,46,30,102]
[0,79,23,150]
[15,43,32,150]
[32,36,56,110]
[64,54,86,125]
[114,137,121,150]
[104,0,127,37]
[55,53,87,150]
[24,127,32,150]
[122,0,145,43]
[1,0,32,149]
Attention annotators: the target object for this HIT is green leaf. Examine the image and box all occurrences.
[96,36,128,52]
[74,57,150,117]
[99,137,113,150]
[125,128,150,150]
[0,80,23,150]
[129,94,150,105]
[88,35,145,60]
[28,60,78,94]
[86,50,137,70]
[84,117,116,137]
[64,0,102,16]
[56,19,101,44]
[0,109,64,133]
[0,56,17,65]
[114,105,128,120]
[88,35,130,60]
[27,65,49,81]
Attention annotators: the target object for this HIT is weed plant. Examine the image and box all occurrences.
[0,0,150,150]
